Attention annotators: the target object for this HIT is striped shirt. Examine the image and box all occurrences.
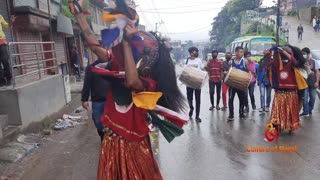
[206,59,223,82]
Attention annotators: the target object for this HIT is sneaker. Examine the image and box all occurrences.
[265,107,270,112]
[240,114,246,119]
[6,79,12,86]
[309,112,312,116]
[252,105,256,110]
[216,107,221,110]
[300,112,309,117]
[221,106,228,111]
[227,115,234,121]
[259,108,264,112]
[209,106,214,111]
[195,117,202,122]
[189,108,194,117]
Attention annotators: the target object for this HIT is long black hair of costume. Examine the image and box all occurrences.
[275,44,306,67]
[149,32,186,113]
[286,44,306,67]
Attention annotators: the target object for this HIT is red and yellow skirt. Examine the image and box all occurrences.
[270,90,301,132]
[98,133,163,180]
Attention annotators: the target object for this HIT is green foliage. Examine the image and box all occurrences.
[62,5,74,18]
[287,10,298,17]
[210,0,263,50]
[245,23,275,36]
[61,0,92,22]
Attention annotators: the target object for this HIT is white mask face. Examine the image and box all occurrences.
[303,55,308,59]
[107,0,117,9]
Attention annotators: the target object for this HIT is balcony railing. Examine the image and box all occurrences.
[8,42,58,88]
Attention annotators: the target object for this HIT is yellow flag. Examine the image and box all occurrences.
[132,92,163,110]
[294,68,308,90]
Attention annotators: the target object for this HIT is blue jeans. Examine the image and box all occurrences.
[303,87,317,114]
[92,101,105,139]
[259,83,272,108]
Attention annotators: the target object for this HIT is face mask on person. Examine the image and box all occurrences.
[303,54,308,59]
[191,51,199,58]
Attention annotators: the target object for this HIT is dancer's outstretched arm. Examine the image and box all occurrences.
[75,13,108,61]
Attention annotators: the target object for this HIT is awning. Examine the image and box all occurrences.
[57,14,74,36]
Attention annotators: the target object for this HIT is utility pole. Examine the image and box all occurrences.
[155,21,164,35]
[276,0,280,45]
[47,0,53,40]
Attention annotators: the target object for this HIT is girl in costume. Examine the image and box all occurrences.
[268,45,305,133]
[70,0,187,179]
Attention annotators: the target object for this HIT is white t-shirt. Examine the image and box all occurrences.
[185,58,204,69]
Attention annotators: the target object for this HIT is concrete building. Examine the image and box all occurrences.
[281,0,320,12]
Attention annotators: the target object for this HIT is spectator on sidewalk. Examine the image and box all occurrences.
[70,44,81,79]
[82,59,110,141]
[297,24,303,40]
[317,17,320,32]
[0,15,15,86]
[312,16,317,32]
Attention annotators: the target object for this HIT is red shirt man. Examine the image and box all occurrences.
[205,50,224,110]
[207,59,224,82]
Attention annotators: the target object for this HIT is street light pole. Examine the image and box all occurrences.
[276,0,280,45]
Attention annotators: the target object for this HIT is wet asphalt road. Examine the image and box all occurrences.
[155,82,320,180]
[2,66,320,180]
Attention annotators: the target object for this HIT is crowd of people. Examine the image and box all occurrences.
[184,45,320,135]
[70,0,320,179]
[312,16,320,32]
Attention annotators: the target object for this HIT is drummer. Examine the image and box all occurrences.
[185,47,204,122]
[227,46,250,121]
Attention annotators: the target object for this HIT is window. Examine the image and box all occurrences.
[250,38,276,55]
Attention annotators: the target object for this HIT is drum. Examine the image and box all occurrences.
[179,65,207,89]
[224,67,252,92]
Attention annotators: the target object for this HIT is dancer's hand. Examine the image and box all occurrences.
[82,101,90,110]
[69,0,84,14]
[11,15,16,23]
[124,23,138,40]
[278,47,291,60]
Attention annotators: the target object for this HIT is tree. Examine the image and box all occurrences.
[61,0,92,21]
[210,0,262,51]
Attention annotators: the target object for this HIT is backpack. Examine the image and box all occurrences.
[185,58,190,65]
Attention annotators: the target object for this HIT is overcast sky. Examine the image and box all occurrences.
[135,0,275,42]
